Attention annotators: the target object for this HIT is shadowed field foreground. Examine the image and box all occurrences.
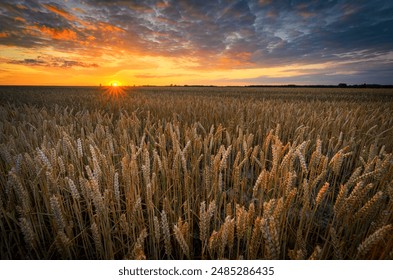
[0,86,392,259]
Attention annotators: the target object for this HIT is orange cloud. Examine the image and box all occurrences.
[215,56,253,69]
[37,25,77,41]
[156,1,170,8]
[98,22,124,33]
[39,4,122,46]
[76,20,124,39]
[14,17,26,23]
[15,4,28,10]
[42,4,76,21]
[72,7,86,14]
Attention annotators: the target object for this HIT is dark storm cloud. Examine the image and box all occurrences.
[0,0,392,83]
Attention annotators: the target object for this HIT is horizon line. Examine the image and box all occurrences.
[1,84,393,88]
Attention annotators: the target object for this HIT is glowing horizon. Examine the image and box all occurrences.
[1,0,392,86]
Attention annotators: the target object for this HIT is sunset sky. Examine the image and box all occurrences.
[0,0,392,86]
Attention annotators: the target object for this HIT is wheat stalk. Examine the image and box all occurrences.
[356,224,392,259]
[161,210,172,258]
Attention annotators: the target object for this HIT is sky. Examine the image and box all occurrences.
[0,0,392,86]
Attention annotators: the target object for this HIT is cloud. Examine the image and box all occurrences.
[36,25,77,40]
[2,1,392,62]
[14,16,26,22]
[134,73,189,79]
[4,55,99,68]
[42,3,77,21]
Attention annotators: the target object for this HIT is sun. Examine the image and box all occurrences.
[102,81,126,101]
[109,80,122,87]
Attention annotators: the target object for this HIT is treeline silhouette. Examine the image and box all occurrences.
[247,83,393,88]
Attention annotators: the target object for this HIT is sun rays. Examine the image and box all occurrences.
[105,83,125,98]
[99,83,127,108]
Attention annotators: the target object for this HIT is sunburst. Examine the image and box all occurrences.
[106,82,125,98]
[99,82,127,106]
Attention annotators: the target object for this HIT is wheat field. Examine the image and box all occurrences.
[0,86,392,259]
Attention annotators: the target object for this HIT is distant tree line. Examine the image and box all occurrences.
[247,83,393,88]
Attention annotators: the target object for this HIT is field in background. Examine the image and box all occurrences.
[0,86,392,259]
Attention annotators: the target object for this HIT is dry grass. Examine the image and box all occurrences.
[0,86,392,259]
